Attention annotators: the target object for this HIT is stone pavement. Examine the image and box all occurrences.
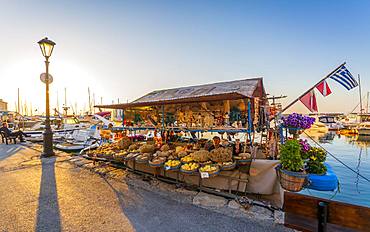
[0,144,292,232]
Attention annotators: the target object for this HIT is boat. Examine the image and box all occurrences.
[357,122,370,136]
[307,163,338,191]
[318,115,344,130]
[340,113,370,129]
[55,128,101,152]
[304,120,329,136]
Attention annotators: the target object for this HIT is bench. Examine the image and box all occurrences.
[0,131,17,145]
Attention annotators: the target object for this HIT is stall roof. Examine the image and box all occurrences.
[96,77,265,109]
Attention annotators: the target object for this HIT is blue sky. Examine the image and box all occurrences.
[0,0,369,114]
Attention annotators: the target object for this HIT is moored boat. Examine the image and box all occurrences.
[318,115,344,130]
[357,122,370,136]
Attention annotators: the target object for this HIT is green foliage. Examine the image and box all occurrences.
[280,140,304,172]
[306,160,327,174]
[307,147,326,162]
[305,147,327,174]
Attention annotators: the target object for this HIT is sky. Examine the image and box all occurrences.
[0,0,369,115]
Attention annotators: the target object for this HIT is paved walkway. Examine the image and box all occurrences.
[0,144,290,232]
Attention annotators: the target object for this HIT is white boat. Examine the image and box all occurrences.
[55,128,101,152]
[357,122,370,136]
[318,115,344,130]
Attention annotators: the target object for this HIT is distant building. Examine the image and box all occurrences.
[0,99,8,111]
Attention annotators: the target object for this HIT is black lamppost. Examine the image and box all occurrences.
[38,37,56,157]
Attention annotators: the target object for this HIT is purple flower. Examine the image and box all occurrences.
[282,113,315,129]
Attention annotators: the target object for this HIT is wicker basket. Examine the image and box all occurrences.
[276,165,307,192]
[135,154,150,164]
[220,161,236,171]
[149,159,166,167]
[237,159,252,174]
[124,153,139,161]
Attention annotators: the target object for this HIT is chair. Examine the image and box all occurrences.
[0,131,17,145]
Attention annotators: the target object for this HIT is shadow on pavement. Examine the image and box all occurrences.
[102,176,280,232]
[0,144,25,161]
[35,157,61,232]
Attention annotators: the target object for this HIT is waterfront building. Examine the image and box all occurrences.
[0,99,8,111]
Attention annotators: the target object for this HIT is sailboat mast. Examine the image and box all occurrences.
[57,90,59,114]
[17,88,20,114]
[64,87,68,116]
[367,91,369,114]
[358,75,363,123]
[88,87,91,115]
[93,93,95,114]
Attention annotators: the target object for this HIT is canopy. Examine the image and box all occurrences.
[96,78,266,109]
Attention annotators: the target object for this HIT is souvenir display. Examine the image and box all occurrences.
[208,147,233,162]
[190,150,210,162]
[180,163,200,174]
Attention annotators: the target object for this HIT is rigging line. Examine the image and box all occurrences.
[355,147,362,194]
[303,131,370,183]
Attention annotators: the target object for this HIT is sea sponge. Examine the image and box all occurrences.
[177,150,188,158]
[158,151,170,157]
[118,137,132,150]
[128,144,139,151]
[208,147,233,162]
[175,146,185,154]
[191,150,210,162]
[139,144,156,154]
[161,144,170,152]
[238,153,252,159]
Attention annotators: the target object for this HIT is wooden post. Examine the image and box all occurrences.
[318,202,328,232]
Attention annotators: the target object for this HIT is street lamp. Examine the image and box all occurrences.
[38,37,56,157]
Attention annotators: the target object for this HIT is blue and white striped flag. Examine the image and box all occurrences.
[329,65,358,90]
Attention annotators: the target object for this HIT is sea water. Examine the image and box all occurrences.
[299,132,370,208]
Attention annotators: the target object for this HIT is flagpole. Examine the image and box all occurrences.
[279,62,346,114]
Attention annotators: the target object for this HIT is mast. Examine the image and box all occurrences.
[63,87,68,116]
[366,91,369,113]
[64,87,67,106]
[88,87,91,115]
[17,88,20,114]
[93,93,96,114]
[358,74,363,123]
[56,90,60,114]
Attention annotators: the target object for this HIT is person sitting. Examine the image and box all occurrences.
[0,122,29,142]
[233,138,245,155]
[208,136,224,151]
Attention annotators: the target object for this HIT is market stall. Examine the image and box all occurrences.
[90,78,283,207]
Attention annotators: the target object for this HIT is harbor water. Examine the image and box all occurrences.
[300,132,370,208]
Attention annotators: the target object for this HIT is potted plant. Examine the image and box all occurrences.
[282,113,315,138]
[277,139,307,192]
[301,146,338,191]
[302,147,327,175]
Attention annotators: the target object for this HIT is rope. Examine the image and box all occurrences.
[303,131,370,183]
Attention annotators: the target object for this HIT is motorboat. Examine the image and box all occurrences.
[357,122,370,136]
[318,115,344,130]
[55,128,101,152]
[304,120,329,136]
[340,113,370,129]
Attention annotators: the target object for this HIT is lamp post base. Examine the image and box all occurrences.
[42,129,55,158]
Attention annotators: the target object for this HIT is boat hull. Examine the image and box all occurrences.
[307,163,338,191]
[357,129,370,136]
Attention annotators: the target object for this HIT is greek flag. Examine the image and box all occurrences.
[329,65,358,90]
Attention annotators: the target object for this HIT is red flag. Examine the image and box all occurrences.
[316,80,332,97]
[300,90,318,112]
